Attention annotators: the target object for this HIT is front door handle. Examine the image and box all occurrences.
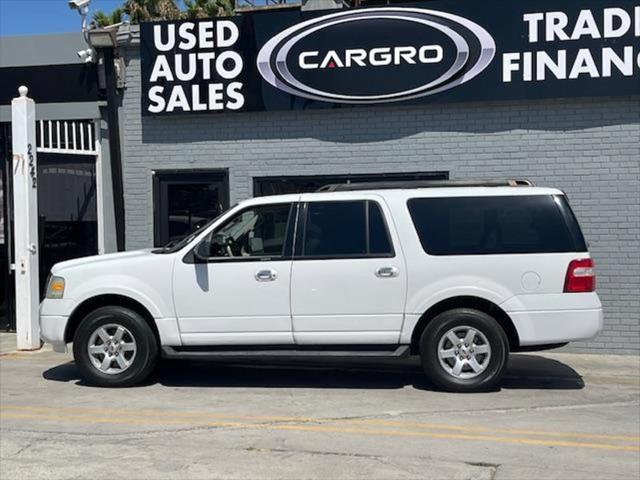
[375,266,399,278]
[255,269,277,282]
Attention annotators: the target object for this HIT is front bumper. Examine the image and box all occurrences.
[39,315,69,353]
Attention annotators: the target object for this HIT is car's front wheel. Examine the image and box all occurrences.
[73,306,158,387]
[420,308,509,392]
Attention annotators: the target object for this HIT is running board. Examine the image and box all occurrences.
[161,345,411,360]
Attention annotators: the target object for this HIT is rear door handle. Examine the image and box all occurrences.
[255,269,277,282]
[375,266,399,278]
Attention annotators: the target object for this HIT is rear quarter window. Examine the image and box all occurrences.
[407,195,587,255]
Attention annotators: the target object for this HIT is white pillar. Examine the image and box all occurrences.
[11,86,40,350]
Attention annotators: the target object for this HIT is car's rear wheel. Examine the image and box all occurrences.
[420,308,509,392]
[73,306,158,387]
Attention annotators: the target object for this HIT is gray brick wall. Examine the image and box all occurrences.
[120,45,640,354]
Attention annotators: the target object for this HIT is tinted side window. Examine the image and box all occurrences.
[368,201,393,255]
[301,201,393,257]
[408,195,586,255]
[303,201,366,256]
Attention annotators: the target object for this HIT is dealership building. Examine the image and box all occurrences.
[1,0,638,353]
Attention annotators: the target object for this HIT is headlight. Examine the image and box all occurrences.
[46,276,65,299]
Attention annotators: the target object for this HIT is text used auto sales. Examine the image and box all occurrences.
[503,7,640,82]
[147,20,245,113]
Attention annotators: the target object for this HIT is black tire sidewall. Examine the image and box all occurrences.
[73,306,158,387]
[420,308,509,393]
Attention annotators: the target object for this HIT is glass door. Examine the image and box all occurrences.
[153,170,229,247]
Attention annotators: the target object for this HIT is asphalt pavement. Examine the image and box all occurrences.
[1,334,639,479]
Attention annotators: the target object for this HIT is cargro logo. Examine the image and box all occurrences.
[257,7,496,104]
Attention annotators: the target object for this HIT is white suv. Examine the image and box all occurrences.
[40,180,603,392]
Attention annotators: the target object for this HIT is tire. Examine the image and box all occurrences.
[73,306,158,387]
[419,308,509,393]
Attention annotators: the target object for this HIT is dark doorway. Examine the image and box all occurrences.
[153,170,229,248]
[253,171,449,197]
[0,134,99,330]
[0,123,14,331]
[37,153,98,293]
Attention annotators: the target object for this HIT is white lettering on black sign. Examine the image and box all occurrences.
[140,2,640,115]
[502,6,640,82]
[145,20,245,113]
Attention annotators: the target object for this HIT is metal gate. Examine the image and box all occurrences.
[0,118,101,332]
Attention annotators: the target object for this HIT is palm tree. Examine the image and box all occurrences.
[90,0,234,29]
[92,8,125,27]
[124,0,182,23]
[183,0,234,19]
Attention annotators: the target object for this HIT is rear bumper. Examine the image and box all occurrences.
[39,315,69,353]
[501,292,603,346]
[508,308,603,346]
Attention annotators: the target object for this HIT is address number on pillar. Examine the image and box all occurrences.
[12,143,37,189]
[27,144,37,189]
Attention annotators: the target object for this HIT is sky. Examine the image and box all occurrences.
[0,0,187,37]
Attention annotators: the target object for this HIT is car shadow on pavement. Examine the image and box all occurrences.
[43,354,584,391]
[502,354,585,390]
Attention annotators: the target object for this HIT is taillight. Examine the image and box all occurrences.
[564,259,595,293]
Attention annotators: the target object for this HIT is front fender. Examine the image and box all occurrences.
[68,274,173,320]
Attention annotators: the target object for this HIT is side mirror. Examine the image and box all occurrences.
[193,241,211,262]
[193,233,230,261]
[194,236,220,261]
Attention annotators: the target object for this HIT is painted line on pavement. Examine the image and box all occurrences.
[3,404,639,442]
[1,406,638,452]
[4,405,638,442]
[352,419,640,442]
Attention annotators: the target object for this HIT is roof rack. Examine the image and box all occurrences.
[316,179,534,192]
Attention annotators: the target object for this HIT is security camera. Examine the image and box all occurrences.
[77,48,94,63]
[68,0,90,10]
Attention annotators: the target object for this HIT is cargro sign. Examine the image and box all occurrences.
[139,0,640,115]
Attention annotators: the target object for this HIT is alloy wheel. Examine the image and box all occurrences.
[437,325,491,379]
[87,323,137,375]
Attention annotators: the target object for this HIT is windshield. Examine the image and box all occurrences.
[152,210,228,254]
